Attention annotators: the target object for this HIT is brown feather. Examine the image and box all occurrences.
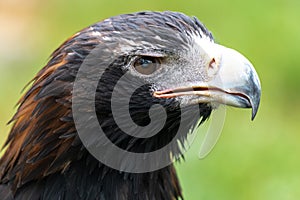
[0,11,215,199]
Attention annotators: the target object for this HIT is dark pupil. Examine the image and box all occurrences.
[134,57,159,75]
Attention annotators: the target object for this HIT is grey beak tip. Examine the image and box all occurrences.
[251,110,257,121]
[250,96,260,121]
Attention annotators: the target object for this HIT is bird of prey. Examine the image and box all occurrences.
[0,11,261,200]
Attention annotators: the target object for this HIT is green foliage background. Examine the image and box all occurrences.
[0,0,299,199]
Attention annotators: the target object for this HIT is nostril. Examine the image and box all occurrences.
[208,57,219,77]
[209,58,216,69]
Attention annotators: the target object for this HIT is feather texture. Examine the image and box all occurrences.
[0,11,214,200]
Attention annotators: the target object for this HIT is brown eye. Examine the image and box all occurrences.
[133,56,161,75]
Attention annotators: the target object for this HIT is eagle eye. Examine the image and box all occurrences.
[133,56,161,75]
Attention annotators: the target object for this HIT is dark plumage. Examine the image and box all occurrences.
[0,11,261,200]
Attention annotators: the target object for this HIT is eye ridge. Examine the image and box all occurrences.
[133,56,161,75]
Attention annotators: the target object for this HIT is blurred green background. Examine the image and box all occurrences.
[0,0,299,199]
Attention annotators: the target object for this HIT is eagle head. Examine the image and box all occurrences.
[0,11,261,200]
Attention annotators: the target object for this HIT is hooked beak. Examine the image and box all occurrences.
[154,42,261,120]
